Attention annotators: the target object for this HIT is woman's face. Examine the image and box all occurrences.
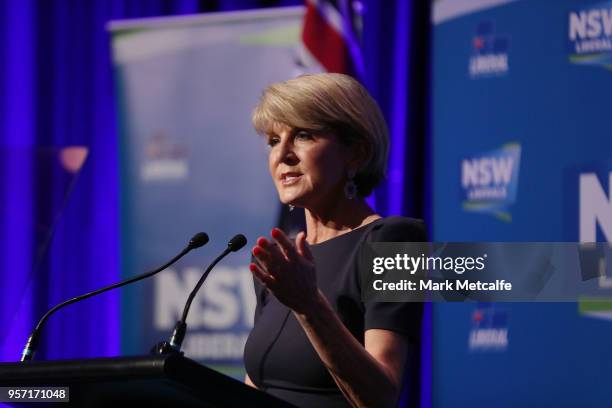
[267,122,352,210]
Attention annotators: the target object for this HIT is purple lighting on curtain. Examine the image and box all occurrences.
[420,302,432,408]
[362,1,431,406]
[387,0,410,216]
[0,0,35,362]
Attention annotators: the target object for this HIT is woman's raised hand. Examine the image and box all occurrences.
[250,228,318,313]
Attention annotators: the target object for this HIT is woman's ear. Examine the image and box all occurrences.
[347,140,370,176]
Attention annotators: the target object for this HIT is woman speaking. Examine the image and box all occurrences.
[243,73,425,408]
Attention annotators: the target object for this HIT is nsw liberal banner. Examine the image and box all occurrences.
[431,0,612,406]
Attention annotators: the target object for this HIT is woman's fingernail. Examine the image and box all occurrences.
[253,247,261,256]
[271,228,281,238]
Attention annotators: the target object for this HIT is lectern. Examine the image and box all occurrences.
[0,354,294,407]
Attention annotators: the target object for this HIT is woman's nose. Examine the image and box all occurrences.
[277,140,298,165]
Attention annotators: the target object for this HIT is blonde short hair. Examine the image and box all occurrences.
[252,73,389,197]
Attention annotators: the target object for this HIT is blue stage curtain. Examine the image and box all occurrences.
[0,0,37,366]
[361,3,431,407]
[363,0,429,221]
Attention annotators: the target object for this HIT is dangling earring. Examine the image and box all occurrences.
[344,170,357,200]
[289,204,295,212]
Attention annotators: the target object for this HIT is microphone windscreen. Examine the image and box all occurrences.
[189,232,209,249]
[228,234,247,252]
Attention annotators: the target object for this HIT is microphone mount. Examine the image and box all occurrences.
[155,234,247,355]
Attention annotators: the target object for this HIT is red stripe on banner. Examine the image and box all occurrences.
[301,3,353,74]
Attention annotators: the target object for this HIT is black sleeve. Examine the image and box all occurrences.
[363,217,427,343]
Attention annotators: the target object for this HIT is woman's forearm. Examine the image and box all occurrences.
[293,289,401,408]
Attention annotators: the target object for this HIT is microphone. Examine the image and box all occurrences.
[155,234,247,355]
[20,232,209,362]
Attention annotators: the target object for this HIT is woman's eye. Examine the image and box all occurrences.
[267,137,280,147]
[295,131,312,141]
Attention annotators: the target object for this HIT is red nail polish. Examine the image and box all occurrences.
[249,263,256,272]
[257,237,267,246]
[271,228,281,238]
[253,247,261,256]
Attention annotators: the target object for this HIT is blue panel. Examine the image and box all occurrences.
[432,0,612,406]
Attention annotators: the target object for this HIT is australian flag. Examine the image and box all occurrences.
[301,0,365,78]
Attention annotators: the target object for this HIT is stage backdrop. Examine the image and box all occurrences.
[431,0,612,406]
[109,6,318,377]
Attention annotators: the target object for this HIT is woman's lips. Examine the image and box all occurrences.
[280,172,302,186]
